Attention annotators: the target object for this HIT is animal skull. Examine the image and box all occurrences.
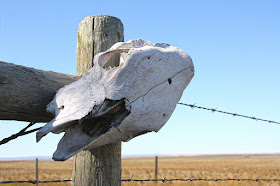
[36,39,194,161]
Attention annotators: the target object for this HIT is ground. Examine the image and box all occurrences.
[0,154,280,186]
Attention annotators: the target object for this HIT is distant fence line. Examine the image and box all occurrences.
[0,180,71,184]
[1,157,280,184]
[1,102,280,184]
[121,178,280,182]
[1,178,280,184]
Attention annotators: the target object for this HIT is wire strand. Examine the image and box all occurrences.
[178,103,280,125]
[0,122,41,145]
[1,178,280,184]
[1,102,279,146]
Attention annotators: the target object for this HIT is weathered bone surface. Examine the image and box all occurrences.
[36,39,195,161]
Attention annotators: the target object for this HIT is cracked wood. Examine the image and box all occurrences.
[0,61,78,122]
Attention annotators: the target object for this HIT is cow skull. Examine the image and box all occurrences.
[36,39,194,161]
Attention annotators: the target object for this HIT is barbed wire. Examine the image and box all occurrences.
[0,179,71,184]
[122,178,280,182]
[0,122,41,146]
[1,177,280,184]
[178,103,280,125]
[1,102,280,146]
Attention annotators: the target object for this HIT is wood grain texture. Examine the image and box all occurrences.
[0,61,78,122]
[76,15,124,76]
[73,143,121,186]
[72,15,123,186]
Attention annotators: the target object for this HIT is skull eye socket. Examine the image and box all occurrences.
[59,105,65,110]
[98,49,130,69]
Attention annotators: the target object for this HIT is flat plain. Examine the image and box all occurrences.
[0,154,280,186]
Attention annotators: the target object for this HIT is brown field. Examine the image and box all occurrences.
[0,154,280,186]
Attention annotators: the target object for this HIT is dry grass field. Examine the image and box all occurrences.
[0,154,280,186]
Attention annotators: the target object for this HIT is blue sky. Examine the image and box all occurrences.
[0,0,279,158]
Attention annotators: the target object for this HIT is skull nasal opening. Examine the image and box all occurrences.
[82,99,130,138]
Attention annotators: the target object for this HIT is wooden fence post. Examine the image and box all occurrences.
[35,158,38,186]
[72,15,124,186]
[155,156,158,181]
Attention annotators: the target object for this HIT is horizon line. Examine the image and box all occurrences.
[1,152,280,161]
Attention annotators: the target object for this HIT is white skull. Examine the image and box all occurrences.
[36,39,194,161]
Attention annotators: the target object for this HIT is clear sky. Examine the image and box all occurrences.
[0,0,279,159]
